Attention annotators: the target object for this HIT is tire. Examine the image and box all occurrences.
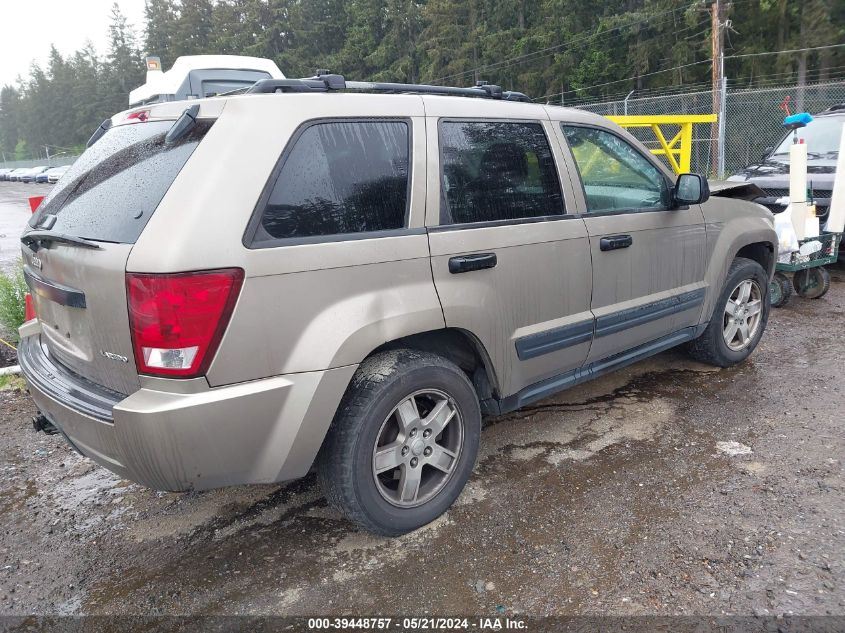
[769,272,792,308]
[792,267,830,299]
[317,349,481,536]
[688,257,770,367]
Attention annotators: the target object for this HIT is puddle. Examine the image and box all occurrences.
[0,478,36,514]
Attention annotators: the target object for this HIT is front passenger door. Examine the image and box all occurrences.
[559,125,707,363]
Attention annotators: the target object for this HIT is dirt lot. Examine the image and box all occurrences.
[1,180,843,618]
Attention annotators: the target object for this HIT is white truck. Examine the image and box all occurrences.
[129,55,285,107]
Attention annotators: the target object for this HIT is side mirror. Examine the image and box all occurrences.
[763,146,774,160]
[673,173,710,207]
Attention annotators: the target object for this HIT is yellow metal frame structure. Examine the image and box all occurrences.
[606,114,717,175]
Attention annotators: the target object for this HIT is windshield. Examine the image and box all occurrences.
[29,119,213,244]
[772,116,844,156]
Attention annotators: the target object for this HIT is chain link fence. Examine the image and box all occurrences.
[576,79,845,178]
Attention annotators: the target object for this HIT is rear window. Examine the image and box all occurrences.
[30,119,213,244]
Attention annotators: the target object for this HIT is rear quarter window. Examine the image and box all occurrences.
[248,119,411,247]
[30,119,213,244]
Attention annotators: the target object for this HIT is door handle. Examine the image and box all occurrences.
[448,253,498,274]
[599,235,633,251]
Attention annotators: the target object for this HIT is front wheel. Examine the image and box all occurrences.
[317,349,481,536]
[688,257,770,367]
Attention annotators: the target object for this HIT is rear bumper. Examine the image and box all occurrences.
[19,333,356,491]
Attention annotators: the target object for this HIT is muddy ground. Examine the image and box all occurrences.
[0,241,843,617]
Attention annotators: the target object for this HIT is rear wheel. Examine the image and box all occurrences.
[317,349,481,536]
[688,257,769,367]
[769,272,792,308]
[792,267,830,299]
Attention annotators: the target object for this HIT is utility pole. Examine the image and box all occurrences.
[710,0,725,177]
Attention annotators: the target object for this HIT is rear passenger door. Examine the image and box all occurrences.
[556,124,707,363]
[426,116,593,402]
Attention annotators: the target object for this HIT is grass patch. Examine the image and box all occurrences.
[0,263,27,342]
[0,373,26,391]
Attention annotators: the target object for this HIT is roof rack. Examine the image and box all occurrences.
[245,71,532,103]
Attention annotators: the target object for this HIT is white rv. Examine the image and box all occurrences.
[129,55,285,107]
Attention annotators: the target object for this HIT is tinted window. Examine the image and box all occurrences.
[30,120,212,244]
[439,121,564,224]
[255,120,410,243]
[562,125,669,213]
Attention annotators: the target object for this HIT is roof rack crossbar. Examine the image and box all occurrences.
[246,75,531,102]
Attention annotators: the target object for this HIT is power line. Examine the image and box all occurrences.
[726,43,845,59]
[566,81,715,105]
[729,64,845,84]
[537,42,845,102]
[566,74,845,111]
[429,0,777,86]
[535,59,712,101]
[430,2,702,84]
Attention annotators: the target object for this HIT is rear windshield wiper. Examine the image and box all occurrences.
[165,104,200,144]
[22,230,101,250]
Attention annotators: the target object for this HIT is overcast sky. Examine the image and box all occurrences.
[0,0,147,87]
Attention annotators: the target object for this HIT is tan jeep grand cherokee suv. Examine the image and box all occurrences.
[19,74,777,535]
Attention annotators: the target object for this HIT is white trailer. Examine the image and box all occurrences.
[129,55,285,107]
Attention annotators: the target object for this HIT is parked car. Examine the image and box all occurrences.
[20,166,48,183]
[19,76,777,536]
[46,165,70,184]
[0,167,13,181]
[36,166,69,184]
[728,103,844,229]
[7,167,30,181]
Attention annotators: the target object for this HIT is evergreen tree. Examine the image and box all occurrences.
[144,0,180,67]
[176,0,215,56]
[103,3,145,115]
[0,86,21,159]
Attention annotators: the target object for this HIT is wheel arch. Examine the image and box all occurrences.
[370,328,502,415]
[701,220,777,323]
[735,241,776,279]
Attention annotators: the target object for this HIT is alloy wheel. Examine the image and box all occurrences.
[372,389,463,508]
[723,279,763,351]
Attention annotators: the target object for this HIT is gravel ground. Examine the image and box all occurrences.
[0,268,842,619]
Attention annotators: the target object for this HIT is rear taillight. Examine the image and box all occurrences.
[127,269,244,378]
